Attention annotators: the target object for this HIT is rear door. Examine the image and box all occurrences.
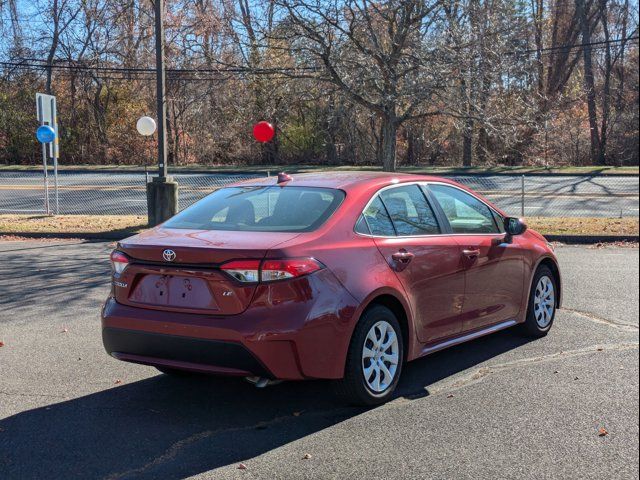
[366,184,466,343]
[427,183,526,332]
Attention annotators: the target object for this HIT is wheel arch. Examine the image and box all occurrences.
[533,256,562,308]
[354,289,415,362]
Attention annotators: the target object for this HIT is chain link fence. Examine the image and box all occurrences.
[0,170,638,218]
[0,171,263,216]
[449,175,639,218]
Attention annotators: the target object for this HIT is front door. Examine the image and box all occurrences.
[427,184,527,332]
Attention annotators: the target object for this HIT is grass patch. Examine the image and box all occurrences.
[0,215,146,235]
[526,217,639,236]
[1,214,637,238]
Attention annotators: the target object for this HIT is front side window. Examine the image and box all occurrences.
[492,211,506,233]
[163,186,344,232]
[429,184,499,234]
[379,185,440,236]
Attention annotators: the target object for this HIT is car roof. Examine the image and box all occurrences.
[231,171,454,190]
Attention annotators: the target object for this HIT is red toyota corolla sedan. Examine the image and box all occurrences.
[102,172,561,405]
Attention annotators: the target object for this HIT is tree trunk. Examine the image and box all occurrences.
[599,0,612,165]
[406,128,416,166]
[533,0,545,97]
[576,0,601,165]
[325,95,339,165]
[380,116,397,172]
[45,0,60,94]
[615,0,629,113]
[462,117,474,167]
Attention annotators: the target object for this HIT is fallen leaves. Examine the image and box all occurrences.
[61,327,68,333]
[237,463,248,470]
[114,379,122,385]
[0,341,4,347]
[598,427,609,437]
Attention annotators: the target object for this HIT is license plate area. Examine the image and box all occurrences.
[129,274,218,310]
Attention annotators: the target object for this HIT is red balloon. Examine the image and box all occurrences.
[253,121,275,143]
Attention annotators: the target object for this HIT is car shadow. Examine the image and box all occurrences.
[0,330,533,480]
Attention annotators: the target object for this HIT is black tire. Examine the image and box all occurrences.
[519,265,557,338]
[334,305,404,406]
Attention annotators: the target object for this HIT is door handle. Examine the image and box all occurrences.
[462,248,481,259]
[391,250,414,271]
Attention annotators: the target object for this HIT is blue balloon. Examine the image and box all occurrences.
[36,125,56,143]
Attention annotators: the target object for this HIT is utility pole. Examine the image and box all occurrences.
[155,0,168,178]
[146,0,178,226]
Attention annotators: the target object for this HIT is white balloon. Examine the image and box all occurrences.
[136,116,157,136]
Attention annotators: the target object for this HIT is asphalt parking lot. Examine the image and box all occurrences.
[0,240,638,479]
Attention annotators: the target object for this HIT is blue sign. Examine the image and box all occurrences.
[36,125,56,143]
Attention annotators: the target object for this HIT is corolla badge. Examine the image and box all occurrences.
[162,249,176,262]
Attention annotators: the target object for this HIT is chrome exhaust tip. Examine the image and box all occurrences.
[245,376,282,388]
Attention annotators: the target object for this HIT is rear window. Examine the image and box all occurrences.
[163,186,345,232]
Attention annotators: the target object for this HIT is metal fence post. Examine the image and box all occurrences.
[42,143,50,215]
[521,175,525,217]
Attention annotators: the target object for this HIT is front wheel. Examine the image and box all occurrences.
[519,265,557,337]
[334,305,404,406]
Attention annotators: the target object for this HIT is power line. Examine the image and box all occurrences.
[514,36,639,56]
[1,36,638,78]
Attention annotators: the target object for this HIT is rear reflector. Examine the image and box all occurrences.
[220,260,261,283]
[110,251,130,275]
[220,258,323,283]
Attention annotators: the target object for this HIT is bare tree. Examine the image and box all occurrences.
[271,0,446,171]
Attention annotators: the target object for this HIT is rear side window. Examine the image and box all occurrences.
[379,185,440,236]
[163,186,344,232]
[429,184,499,234]
[360,197,395,236]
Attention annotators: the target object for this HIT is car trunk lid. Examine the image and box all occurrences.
[113,228,300,315]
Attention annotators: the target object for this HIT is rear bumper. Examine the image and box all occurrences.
[101,269,360,380]
[103,327,273,378]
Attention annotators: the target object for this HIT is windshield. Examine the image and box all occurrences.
[163,186,345,232]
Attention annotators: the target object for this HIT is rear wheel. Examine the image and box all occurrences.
[519,265,557,337]
[334,305,403,406]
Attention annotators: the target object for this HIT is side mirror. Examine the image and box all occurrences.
[504,217,527,236]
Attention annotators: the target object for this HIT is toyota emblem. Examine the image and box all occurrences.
[162,249,176,262]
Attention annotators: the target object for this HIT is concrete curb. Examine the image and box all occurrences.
[0,231,138,241]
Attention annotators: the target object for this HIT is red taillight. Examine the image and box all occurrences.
[261,258,323,282]
[110,251,130,275]
[220,258,323,283]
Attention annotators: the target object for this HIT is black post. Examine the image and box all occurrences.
[147,0,177,226]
